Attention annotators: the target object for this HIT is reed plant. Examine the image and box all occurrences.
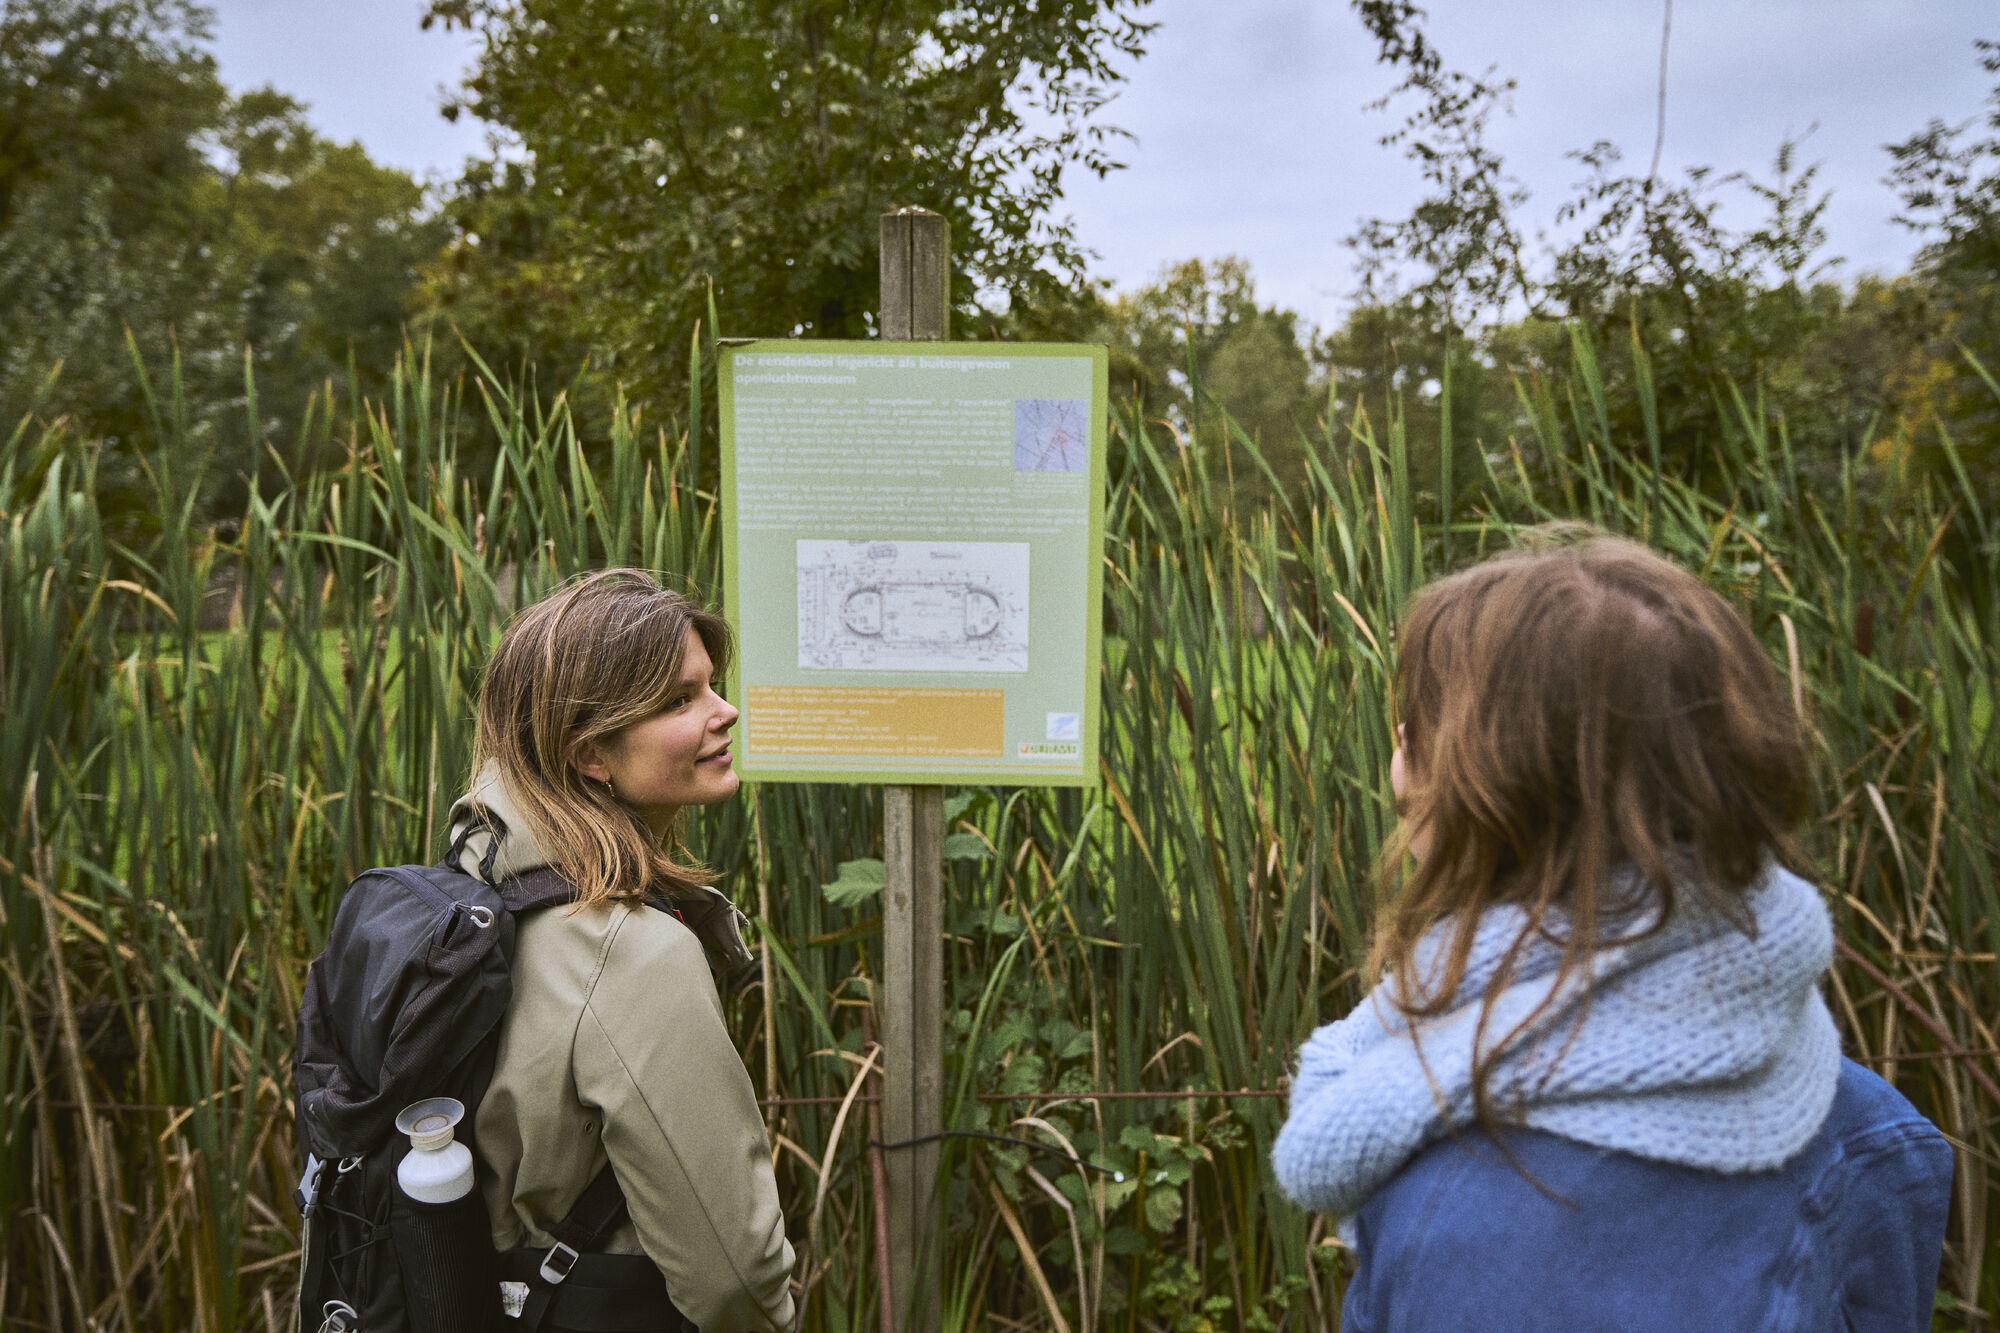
[1,328,1993,1329]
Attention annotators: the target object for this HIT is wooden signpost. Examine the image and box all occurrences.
[877,205,948,1333]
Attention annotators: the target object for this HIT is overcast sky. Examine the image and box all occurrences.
[209,0,1995,332]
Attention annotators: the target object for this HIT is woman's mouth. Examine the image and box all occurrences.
[699,746,732,766]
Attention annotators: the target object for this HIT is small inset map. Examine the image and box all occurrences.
[798,539,1030,673]
[1014,399,1089,473]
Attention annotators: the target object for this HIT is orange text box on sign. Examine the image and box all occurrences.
[745,686,1006,758]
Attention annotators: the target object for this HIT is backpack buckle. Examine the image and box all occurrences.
[539,1240,579,1284]
[294,1154,324,1215]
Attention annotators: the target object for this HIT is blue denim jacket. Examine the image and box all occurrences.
[1342,1060,1953,1331]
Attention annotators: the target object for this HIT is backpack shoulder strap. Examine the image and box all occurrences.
[525,877,626,1250]
[513,1162,632,1330]
[552,1161,628,1254]
[491,868,634,1288]
[497,865,579,915]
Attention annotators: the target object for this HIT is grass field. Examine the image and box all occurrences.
[1,334,1994,1329]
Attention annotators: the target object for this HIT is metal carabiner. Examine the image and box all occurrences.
[318,1299,358,1333]
[467,904,496,929]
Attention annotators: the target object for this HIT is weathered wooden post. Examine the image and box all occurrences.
[877,204,947,1333]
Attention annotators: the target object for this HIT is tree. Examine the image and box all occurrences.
[1115,259,1314,450]
[1316,296,1536,524]
[1887,40,2000,503]
[0,0,226,492]
[977,256,1322,520]
[201,90,446,495]
[1332,2,1959,501]
[419,156,596,400]
[0,0,445,531]
[421,0,1153,407]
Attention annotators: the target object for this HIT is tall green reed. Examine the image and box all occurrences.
[0,325,1993,1329]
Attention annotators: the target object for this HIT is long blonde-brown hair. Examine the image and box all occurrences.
[471,568,732,905]
[1370,530,1811,1128]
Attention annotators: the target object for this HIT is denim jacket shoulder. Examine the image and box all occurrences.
[1343,1060,1952,1333]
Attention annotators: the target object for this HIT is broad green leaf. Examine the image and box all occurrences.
[942,831,990,861]
[1143,1186,1184,1233]
[819,857,885,908]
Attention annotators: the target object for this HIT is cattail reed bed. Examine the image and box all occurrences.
[2,335,1994,1330]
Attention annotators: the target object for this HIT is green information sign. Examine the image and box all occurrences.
[719,340,1108,786]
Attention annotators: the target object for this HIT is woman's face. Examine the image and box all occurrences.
[578,628,739,834]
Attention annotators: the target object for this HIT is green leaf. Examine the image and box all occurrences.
[1056,1065,1095,1093]
[1143,1186,1184,1233]
[820,857,885,908]
[1044,1018,1093,1060]
[983,1010,1034,1064]
[999,1052,1046,1095]
[942,831,990,861]
[1103,1224,1147,1255]
[1203,1118,1247,1151]
[983,906,1025,936]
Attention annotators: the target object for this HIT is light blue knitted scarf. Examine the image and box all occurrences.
[1272,864,1842,1219]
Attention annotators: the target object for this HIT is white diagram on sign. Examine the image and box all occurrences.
[797,539,1030,672]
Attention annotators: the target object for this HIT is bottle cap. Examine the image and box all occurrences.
[394,1097,465,1152]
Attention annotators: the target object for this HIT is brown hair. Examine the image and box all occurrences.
[471,568,732,905]
[1370,529,1811,1128]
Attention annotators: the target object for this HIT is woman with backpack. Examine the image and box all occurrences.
[444,568,795,1331]
[1273,533,1954,1330]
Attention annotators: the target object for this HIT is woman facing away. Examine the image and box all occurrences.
[1273,534,1955,1331]
[446,569,795,1332]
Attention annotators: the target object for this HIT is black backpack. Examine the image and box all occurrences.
[292,843,694,1333]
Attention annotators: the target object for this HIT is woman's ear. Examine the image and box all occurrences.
[573,740,612,786]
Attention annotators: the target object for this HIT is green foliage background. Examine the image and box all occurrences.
[3,327,1997,1329]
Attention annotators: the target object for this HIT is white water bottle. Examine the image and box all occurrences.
[394,1097,475,1204]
